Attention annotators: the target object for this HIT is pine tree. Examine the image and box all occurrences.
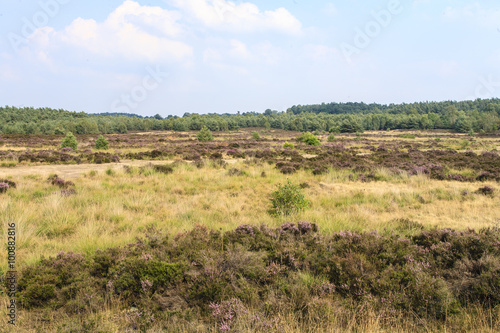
[197,126,214,141]
[60,132,78,150]
[95,135,109,150]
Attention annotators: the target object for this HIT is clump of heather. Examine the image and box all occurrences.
[0,182,9,193]
[209,298,247,332]
[48,174,75,189]
[476,186,495,196]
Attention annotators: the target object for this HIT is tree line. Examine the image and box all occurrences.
[1,99,499,135]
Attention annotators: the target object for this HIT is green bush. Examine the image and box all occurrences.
[283,141,295,149]
[269,179,310,216]
[95,135,109,150]
[296,132,321,146]
[197,126,214,141]
[60,132,78,150]
[251,131,261,139]
[327,133,336,142]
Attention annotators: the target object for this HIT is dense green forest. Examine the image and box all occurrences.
[1,99,499,135]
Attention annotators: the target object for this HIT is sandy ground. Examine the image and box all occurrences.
[0,159,239,179]
[0,160,172,179]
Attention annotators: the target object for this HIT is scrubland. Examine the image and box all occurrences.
[0,129,499,332]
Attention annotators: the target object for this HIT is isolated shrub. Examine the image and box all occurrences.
[228,168,246,176]
[95,135,109,150]
[269,179,310,216]
[251,131,261,139]
[476,186,494,196]
[153,164,174,174]
[227,149,245,158]
[210,152,223,159]
[283,141,295,149]
[279,165,296,175]
[296,132,321,146]
[312,167,329,175]
[60,132,78,151]
[0,182,9,193]
[0,179,16,188]
[48,174,75,189]
[327,133,336,142]
[197,126,214,142]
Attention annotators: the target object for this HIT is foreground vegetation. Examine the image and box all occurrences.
[3,223,500,332]
[0,129,499,331]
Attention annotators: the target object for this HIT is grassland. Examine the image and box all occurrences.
[0,129,499,332]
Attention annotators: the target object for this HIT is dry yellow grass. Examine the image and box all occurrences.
[0,160,498,274]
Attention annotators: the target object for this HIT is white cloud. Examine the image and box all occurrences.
[324,3,338,17]
[29,0,193,63]
[171,0,302,35]
[444,3,500,29]
[304,44,341,63]
[229,39,251,59]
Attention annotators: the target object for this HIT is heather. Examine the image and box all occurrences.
[0,128,499,331]
[5,224,500,332]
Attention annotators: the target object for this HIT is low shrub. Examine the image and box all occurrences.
[476,186,495,196]
[0,179,16,188]
[48,175,75,189]
[197,126,214,142]
[153,164,174,174]
[268,179,310,216]
[61,132,78,150]
[296,132,321,146]
[95,135,109,150]
[11,224,500,329]
[0,182,9,193]
[251,131,261,140]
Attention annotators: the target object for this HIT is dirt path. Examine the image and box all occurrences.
[0,159,240,179]
[0,160,170,179]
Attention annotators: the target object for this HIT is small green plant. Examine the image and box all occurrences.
[105,168,115,176]
[251,131,261,139]
[327,133,336,142]
[283,141,295,149]
[269,179,310,216]
[296,132,321,146]
[95,135,109,150]
[60,132,78,150]
[197,126,214,142]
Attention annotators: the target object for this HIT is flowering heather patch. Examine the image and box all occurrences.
[0,179,16,188]
[18,149,81,164]
[209,298,247,332]
[48,175,75,189]
[12,223,500,330]
[476,186,495,196]
[0,182,9,193]
[226,149,245,158]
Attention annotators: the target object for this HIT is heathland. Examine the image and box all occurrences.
[0,128,499,332]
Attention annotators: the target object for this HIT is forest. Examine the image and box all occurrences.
[1,99,499,135]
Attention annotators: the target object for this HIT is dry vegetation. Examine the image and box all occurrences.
[0,129,499,332]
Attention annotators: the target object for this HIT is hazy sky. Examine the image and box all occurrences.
[1,0,499,116]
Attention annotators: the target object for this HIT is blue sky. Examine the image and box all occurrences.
[0,0,499,116]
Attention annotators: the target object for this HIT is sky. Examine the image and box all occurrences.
[0,0,499,117]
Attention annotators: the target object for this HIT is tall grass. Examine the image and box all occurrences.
[1,161,498,273]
